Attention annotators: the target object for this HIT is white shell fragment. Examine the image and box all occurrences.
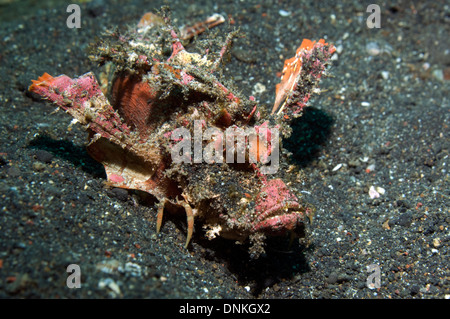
[369,186,385,199]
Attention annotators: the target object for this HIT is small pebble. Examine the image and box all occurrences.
[432,69,444,81]
[410,285,420,296]
[232,48,256,63]
[369,186,385,199]
[35,149,53,163]
[366,41,392,56]
[397,212,412,227]
[96,259,121,274]
[252,82,266,95]
[366,42,381,56]
[121,262,142,277]
[381,71,389,80]
[432,238,441,248]
[32,161,46,171]
[6,166,20,177]
[278,9,291,17]
[98,278,121,295]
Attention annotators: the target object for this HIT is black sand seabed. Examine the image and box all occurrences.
[0,0,448,300]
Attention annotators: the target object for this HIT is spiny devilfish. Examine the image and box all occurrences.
[29,9,335,258]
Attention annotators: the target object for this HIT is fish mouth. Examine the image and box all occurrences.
[252,201,305,235]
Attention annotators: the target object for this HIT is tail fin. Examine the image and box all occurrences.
[271,39,336,117]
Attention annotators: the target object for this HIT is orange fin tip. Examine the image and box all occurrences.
[29,72,54,91]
